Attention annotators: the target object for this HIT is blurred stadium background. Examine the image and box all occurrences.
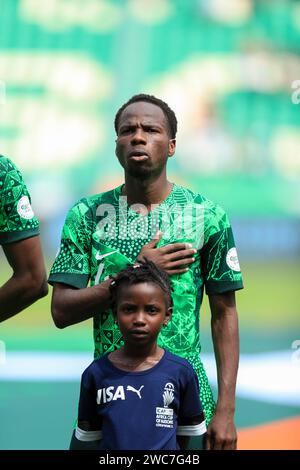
[0,0,299,449]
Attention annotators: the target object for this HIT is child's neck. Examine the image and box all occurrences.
[109,344,164,372]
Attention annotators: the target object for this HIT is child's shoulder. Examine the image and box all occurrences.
[163,350,195,375]
[87,353,107,366]
[81,355,109,379]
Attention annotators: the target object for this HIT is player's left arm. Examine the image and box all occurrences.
[0,236,48,322]
[205,290,239,450]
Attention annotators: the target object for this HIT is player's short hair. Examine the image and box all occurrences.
[109,259,172,312]
[114,93,177,139]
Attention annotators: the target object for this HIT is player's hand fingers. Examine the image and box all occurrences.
[166,258,196,269]
[222,437,237,450]
[164,257,196,274]
[160,242,193,254]
[211,438,222,450]
[166,248,196,262]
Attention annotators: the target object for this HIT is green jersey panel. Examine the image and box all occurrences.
[49,184,243,423]
[0,156,39,244]
[49,199,92,288]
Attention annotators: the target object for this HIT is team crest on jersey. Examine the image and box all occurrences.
[155,382,175,429]
[226,247,240,272]
[17,196,34,220]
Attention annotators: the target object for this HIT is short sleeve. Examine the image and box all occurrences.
[48,199,92,288]
[0,156,39,245]
[177,366,206,436]
[76,368,102,441]
[201,204,243,295]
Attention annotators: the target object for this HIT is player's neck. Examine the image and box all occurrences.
[109,344,164,372]
[123,173,172,209]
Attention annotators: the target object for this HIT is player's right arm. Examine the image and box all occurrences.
[51,280,112,328]
[49,198,113,328]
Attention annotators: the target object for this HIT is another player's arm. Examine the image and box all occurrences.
[206,291,239,450]
[51,279,112,329]
[0,236,48,322]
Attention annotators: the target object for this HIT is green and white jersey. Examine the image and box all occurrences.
[0,156,39,245]
[49,184,243,422]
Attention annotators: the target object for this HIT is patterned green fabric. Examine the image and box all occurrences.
[0,156,39,244]
[49,184,243,423]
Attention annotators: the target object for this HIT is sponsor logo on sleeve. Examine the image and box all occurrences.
[226,247,240,272]
[17,196,34,220]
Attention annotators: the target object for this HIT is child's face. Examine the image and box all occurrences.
[116,282,171,346]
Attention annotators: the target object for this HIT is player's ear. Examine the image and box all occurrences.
[114,135,120,156]
[168,138,176,157]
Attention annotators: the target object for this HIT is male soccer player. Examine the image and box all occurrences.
[49,94,243,450]
[0,155,48,322]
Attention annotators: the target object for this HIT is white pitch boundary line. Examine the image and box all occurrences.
[0,350,299,406]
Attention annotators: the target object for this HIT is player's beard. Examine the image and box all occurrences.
[126,162,164,180]
[127,165,151,178]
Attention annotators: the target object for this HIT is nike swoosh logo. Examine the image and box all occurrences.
[95,250,118,261]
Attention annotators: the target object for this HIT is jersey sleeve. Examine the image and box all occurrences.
[201,204,243,295]
[177,366,206,436]
[48,199,92,288]
[75,368,102,442]
[0,156,39,245]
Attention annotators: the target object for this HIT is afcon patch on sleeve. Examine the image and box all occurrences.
[17,196,34,220]
[226,247,240,272]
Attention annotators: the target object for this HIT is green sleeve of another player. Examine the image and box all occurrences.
[0,156,39,245]
[48,199,92,289]
[201,204,243,295]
